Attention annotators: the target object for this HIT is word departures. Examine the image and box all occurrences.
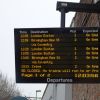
[14,28,100,83]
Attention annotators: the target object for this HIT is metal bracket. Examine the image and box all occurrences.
[57,2,100,13]
[56,1,100,28]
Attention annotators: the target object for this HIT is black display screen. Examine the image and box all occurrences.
[14,28,100,83]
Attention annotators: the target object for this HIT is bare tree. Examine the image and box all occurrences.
[0,72,21,100]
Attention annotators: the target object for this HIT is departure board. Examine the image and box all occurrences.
[14,28,100,83]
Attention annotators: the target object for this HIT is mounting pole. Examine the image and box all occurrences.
[61,9,66,28]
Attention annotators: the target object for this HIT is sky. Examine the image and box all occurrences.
[0,0,80,98]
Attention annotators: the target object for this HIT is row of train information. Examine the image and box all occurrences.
[14,28,100,83]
